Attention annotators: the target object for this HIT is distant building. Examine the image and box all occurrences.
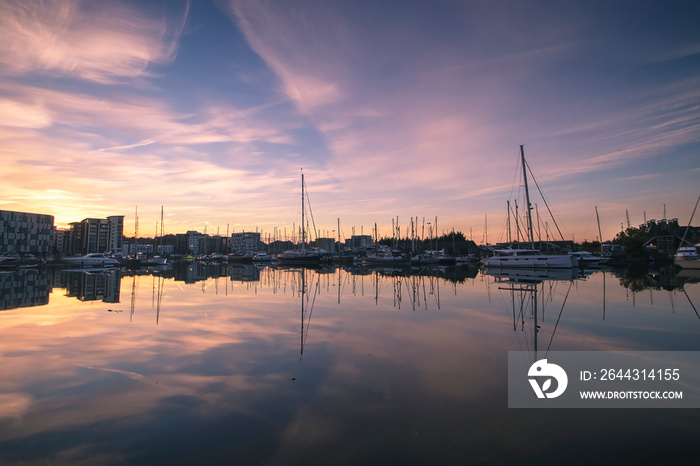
[0,209,55,257]
[348,235,373,251]
[315,237,335,253]
[231,232,260,254]
[67,215,125,256]
[53,228,70,257]
[187,231,206,255]
[106,216,124,253]
[174,233,192,255]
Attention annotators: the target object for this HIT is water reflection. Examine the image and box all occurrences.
[0,269,51,310]
[0,265,699,464]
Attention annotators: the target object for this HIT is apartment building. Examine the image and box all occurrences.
[0,209,55,257]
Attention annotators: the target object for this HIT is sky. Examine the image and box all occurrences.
[1,0,699,244]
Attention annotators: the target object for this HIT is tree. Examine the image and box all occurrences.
[612,227,651,260]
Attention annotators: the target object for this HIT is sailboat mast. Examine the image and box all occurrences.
[159,206,164,254]
[595,205,604,255]
[678,194,700,253]
[301,171,305,253]
[507,200,511,243]
[520,145,535,249]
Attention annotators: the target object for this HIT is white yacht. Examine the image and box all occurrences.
[484,249,577,269]
[0,253,22,265]
[675,246,700,270]
[62,253,120,267]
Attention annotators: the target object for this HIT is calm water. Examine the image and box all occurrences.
[1,264,699,465]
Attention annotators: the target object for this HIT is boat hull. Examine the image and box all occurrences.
[62,257,120,267]
[484,254,576,269]
[676,259,700,270]
[277,254,322,266]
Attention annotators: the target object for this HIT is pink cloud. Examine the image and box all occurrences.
[0,0,188,83]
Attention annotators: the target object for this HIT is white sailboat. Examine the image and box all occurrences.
[483,145,577,269]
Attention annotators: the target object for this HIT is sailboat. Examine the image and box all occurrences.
[147,206,167,265]
[483,145,578,269]
[278,171,322,266]
[675,195,700,270]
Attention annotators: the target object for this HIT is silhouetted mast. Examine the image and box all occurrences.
[520,145,535,248]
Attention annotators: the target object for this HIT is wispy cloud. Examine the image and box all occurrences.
[0,0,188,83]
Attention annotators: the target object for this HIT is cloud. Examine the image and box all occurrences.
[0,81,297,152]
[228,0,351,111]
[0,98,52,128]
[0,0,188,83]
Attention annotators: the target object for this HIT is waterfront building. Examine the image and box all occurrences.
[53,228,70,257]
[348,235,373,252]
[181,231,224,256]
[67,216,125,256]
[122,242,154,256]
[187,231,206,255]
[106,216,124,253]
[174,233,191,255]
[315,237,336,253]
[231,232,260,255]
[0,209,55,257]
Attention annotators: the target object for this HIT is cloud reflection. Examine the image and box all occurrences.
[1,268,699,462]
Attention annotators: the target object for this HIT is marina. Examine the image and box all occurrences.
[1,1,699,464]
[1,263,699,464]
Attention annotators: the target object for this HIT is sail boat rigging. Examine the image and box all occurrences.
[147,206,167,265]
[674,194,700,270]
[483,146,578,269]
[278,171,322,266]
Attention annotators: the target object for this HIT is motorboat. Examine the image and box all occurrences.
[364,245,410,266]
[253,252,274,262]
[569,250,608,266]
[411,249,455,266]
[675,246,700,270]
[146,256,168,265]
[0,253,22,266]
[62,253,120,267]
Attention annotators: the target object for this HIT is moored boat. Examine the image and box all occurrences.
[485,145,577,269]
[277,249,322,266]
[228,253,254,264]
[484,248,577,269]
[364,245,410,266]
[253,252,274,262]
[62,253,120,267]
[569,250,608,267]
[675,246,700,270]
[277,170,322,266]
[0,253,22,267]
